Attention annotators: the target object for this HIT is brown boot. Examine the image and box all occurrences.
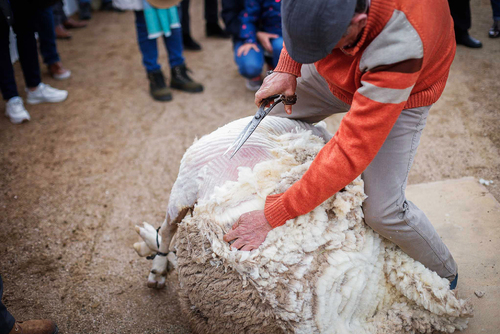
[63,17,87,29]
[54,25,71,39]
[48,62,71,80]
[8,320,58,334]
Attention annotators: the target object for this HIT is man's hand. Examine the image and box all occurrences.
[256,31,279,53]
[237,43,260,57]
[255,72,297,115]
[223,210,273,251]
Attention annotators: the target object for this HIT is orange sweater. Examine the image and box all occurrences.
[264,0,456,228]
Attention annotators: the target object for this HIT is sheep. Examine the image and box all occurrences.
[134,116,473,333]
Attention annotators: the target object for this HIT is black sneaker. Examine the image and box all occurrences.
[183,34,202,51]
[206,22,230,39]
[489,20,500,38]
[79,2,92,20]
[170,64,204,93]
[147,70,172,102]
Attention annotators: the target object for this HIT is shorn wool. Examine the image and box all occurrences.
[137,116,473,333]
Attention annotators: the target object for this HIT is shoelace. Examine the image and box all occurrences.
[173,66,193,83]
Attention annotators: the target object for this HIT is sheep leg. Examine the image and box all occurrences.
[147,207,191,289]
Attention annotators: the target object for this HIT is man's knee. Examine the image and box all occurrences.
[363,197,402,235]
[238,61,263,79]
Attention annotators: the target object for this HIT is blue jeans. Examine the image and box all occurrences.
[492,0,500,20]
[37,7,60,66]
[233,37,283,79]
[0,275,15,334]
[134,10,185,73]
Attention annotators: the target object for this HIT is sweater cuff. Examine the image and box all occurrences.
[274,48,302,77]
[264,193,294,228]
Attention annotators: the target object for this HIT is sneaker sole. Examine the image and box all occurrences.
[26,93,68,105]
[5,113,30,124]
[52,71,71,80]
[170,85,204,93]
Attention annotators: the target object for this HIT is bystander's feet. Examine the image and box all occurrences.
[79,2,92,20]
[5,97,30,124]
[48,62,71,80]
[170,64,204,93]
[489,20,500,38]
[8,320,58,334]
[206,22,230,38]
[183,34,202,51]
[147,70,172,101]
[456,33,482,48]
[63,17,87,29]
[55,24,71,39]
[245,76,262,91]
[26,83,68,104]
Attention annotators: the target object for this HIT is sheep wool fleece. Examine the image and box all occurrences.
[166,117,472,334]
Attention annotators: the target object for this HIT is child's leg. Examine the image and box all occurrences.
[163,28,185,68]
[134,11,161,72]
[233,41,264,79]
[270,36,284,68]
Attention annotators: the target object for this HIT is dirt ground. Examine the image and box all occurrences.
[0,1,499,333]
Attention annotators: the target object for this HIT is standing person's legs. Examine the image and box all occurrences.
[362,105,458,281]
[448,0,471,37]
[10,3,41,90]
[37,7,61,66]
[489,0,500,38]
[180,0,191,37]
[233,40,265,80]
[52,1,67,27]
[0,275,16,334]
[163,28,185,68]
[0,15,19,101]
[204,0,218,25]
[134,11,161,73]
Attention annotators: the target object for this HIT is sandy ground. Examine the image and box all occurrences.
[0,0,499,333]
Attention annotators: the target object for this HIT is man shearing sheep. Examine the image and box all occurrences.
[224,0,459,288]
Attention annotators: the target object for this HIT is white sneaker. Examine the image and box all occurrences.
[245,78,263,92]
[5,97,30,124]
[26,83,68,104]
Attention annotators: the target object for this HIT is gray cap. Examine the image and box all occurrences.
[282,0,357,64]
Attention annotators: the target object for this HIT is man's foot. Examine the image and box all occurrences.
[456,33,482,48]
[101,1,124,12]
[8,320,58,334]
[170,64,204,93]
[79,2,92,20]
[183,34,202,51]
[5,97,30,124]
[147,69,172,102]
[489,20,500,38]
[26,83,68,105]
[48,62,71,80]
[206,22,230,38]
[54,24,71,39]
[245,76,262,91]
[63,17,87,29]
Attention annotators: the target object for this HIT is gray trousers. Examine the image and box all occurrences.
[271,64,458,281]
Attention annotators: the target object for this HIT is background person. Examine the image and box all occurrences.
[1,0,68,124]
[489,0,500,37]
[232,0,283,91]
[448,0,483,48]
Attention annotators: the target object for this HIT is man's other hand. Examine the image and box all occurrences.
[223,210,273,251]
[255,72,297,115]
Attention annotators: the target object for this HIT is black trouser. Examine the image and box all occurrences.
[0,3,41,100]
[448,0,472,37]
[0,275,15,334]
[52,1,67,27]
[180,0,219,36]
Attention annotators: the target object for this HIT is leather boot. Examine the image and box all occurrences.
[147,70,172,102]
[170,64,203,93]
[8,320,58,334]
[54,25,71,39]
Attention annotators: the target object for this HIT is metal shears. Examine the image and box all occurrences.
[224,94,297,159]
